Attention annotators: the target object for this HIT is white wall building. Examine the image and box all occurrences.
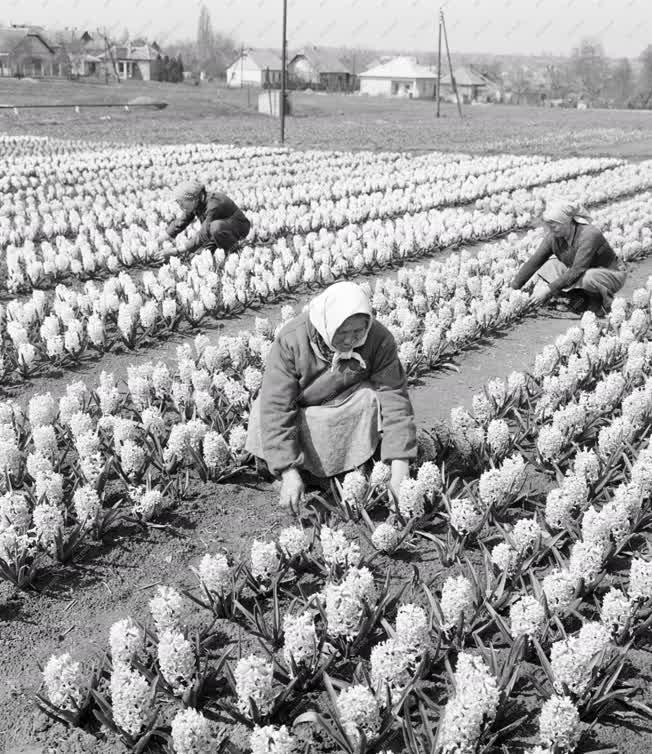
[359,56,437,98]
[226,49,282,88]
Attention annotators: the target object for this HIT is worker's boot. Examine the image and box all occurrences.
[565,290,589,314]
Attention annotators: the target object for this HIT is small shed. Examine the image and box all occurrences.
[226,49,283,88]
[359,56,437,98]
[288,46,352,91]
[438,65,488,103]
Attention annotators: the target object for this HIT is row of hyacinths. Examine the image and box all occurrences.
[2,204,652,585]
[31,287,652,753]
[2,149,627,292]
[2,175,652,386]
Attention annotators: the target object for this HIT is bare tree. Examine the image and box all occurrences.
[195,4,238,78]
[639,45,652,105]
[571,38,608,102]
[608,58,634,105]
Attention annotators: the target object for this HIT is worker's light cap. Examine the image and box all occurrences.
[542,198,591,225]
[174,179,205,204]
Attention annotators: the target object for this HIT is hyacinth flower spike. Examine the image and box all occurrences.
[184,552,242,621]
[36,652,104,730]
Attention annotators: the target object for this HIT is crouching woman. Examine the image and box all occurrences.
[510,198,627,314]
[245,281,417,507]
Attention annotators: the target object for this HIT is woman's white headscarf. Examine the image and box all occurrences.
[308,281,373,371]
[174,179,205,205]
[542,198,592,225]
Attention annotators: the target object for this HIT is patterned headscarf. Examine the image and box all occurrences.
[542,198,592,225]
[174,179,205,205]
[308,281,373,372]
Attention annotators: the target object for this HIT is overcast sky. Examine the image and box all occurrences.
[4,0,650,58]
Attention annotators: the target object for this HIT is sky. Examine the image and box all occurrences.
[5,0,651,58]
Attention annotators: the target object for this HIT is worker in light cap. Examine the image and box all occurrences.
[166,179,251,254]
[510,197,627,315]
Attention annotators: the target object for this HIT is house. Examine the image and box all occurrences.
[226,49,282,88]
[0,26,60,77]
[47,29,102,77]
[438,65,488,104]
[359,56,437,98]
[100,41,162,81]
[288,46,352,91]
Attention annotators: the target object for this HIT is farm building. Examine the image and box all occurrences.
[226,49,283,88]
[0,26,62,77]
[100,41,162,81]
[359,56,437,98]
[288,46,353,91]
[43,29,104,78]
[438,65,489,103]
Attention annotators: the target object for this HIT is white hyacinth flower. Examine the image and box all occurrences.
[337,684,381,745]
[509,594,545,639]
[149,585,186,635]
[282,611,317,668]
[43,653,84,711]
[110,665,151,737]
[440,574,475,631]
[158,630,195,695]
[320,526,361,569]
[109,617,142,667]
[278,526,309,559]
[371,521,401,553]
[251,539,281,581]
[197,552,231,594]
[538,694,581,752]
[235,654,274,717]
[171,708,214,754]
[249,725,298,754]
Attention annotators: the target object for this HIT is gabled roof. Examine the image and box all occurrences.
[440,65,488,87]
[0,27,56,54]
[100,43,160,61]
[360,56,437,80]
[229,48,282,70]
[0,28,27,53]
[291,45,350,74]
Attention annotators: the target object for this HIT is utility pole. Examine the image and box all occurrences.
[441,9,463,118]
[436,11,442,116]
[280,0,288,143]
[240,43,244,88]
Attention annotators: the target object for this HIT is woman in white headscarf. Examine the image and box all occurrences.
[511,197,627,314]
[245,281,417,507]
[165,179,251,253]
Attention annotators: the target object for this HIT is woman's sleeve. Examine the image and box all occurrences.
[369,333,417,461]
[260,337,304,476]
[510,235,553,289]
[166,209,194,239]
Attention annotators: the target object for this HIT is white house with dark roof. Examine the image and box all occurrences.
[226,49,283,88]
[359,56,437,98]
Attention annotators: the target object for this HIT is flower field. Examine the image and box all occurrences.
[1,134,652,754]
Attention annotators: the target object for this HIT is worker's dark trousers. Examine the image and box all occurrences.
[208,210,251,251]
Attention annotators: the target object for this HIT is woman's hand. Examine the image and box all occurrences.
[531,284,552,306]
[279,467,305,509]
[389,458,410,502]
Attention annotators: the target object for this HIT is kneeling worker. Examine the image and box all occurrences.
[510,197,627,315]
[167,179,251,254]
